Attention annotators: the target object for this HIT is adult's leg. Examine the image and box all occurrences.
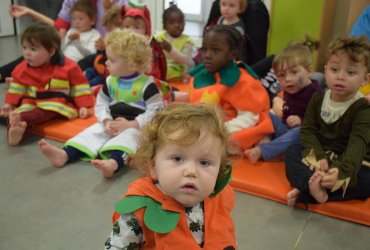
[0,57,24,82]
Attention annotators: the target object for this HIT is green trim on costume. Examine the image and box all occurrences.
[210,163,232,198]
[115,196,180,234]
[63,141,97,161]
[189,62,241,88]
[128,0,145,8]
[99,146,134,159]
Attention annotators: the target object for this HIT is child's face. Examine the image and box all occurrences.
[325,52,370,102]
[105,45,135,77]
[220,0,241,20]
[164,12,184,38]
[201,31,236,73]
[121,17,147,36]
[22,40,55,67]
[71,11,95,32]
[151,131,222,207]
[276,64,313,95]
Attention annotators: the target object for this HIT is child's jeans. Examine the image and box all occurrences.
[259,112,300,160]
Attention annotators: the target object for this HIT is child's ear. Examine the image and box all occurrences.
[306,65,314,77]
[231,49,238,60]
[149,164,157,180]
[49,47,56,57]
[361,72,370,86]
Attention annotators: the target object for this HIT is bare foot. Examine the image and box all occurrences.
[244,147,262,164]
[38,139,68,168]
[8,112,27,146]
[309,172,328,203]
[287,188,300,207]
[91,159,118,178]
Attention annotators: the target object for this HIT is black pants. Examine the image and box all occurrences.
[285,144,370,204]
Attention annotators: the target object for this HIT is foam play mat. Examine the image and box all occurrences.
[230,159,370,226]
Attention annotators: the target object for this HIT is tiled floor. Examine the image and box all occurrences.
[0,35,369,249]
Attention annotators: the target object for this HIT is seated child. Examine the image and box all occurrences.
[187,25,273,153]
[245,38,322,163]
[85,6,122,87]
[105,104,236,249]
[154,3,197,81]
[120,5,167,81]
[0,23,94,146]
[285,36,370,206]
[38,29,164,178]
[61,0,101,62]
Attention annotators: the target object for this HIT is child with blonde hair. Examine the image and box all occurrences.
[245,37,321,163]
[0,23,94,146]
[105,104,236,249]
[39,29,164,178]
[285,36,370,206]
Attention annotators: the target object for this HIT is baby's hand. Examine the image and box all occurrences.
[95,37,105,50]
[78,107,90,119]
[320,168,339,189]
[103,119,115,136]
[109,117,139,136]
[1,103,14,117]
[68,32,80,41]
[286,115,301,127]
[159,40,172,52]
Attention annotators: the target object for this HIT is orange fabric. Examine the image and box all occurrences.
[188,69,274,150]
[112,177,236,249]
[230,158,370,226]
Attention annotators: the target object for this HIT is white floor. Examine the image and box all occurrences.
[0,35,369,250]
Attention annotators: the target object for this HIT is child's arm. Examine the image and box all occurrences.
[70,30,101,57]
[9,4,54,27]
[105,213,144,250]
[95,86,113,125]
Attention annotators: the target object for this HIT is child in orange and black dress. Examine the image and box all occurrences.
[38,29,164,178]
[105,104,236,249]
[154,3,197,81]
[285,36,370,206]
[245,39,321,163]
[60,0,101,63]
[0,23,94,146]
[186,25,273,154]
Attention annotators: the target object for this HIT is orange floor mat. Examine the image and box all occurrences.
[230,159,370,226]
[29,116,97,142]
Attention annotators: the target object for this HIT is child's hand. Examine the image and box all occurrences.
[78,107,90,119]
[103,119,115,136]
[320,168,339,189]
[68,32,80,41]
[364,93,370,103]
[159,40,172,52]
[109,117,139,136]
[1,103,14,117]
[95,37,106,50]
[286,115,301,127]
[272,96,283,118]
[9,4,31,19]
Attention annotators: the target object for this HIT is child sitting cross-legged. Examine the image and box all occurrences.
[285,36,370,206]
[105,104,236,249]
[38,29,164,178]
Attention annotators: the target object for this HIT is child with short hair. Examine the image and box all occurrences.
[245,38,321,163]
[285,36,370,206]
[188,25,273,153]
[61,0,101,62]
[0,23,94,146]
[38,29,164,178]
[105,104,236,249]
[154,2,197,81]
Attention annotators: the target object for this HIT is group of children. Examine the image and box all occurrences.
[0,0,369,248]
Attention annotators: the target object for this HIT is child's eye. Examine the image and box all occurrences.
[171,155,183,163]
[212,48,220,53]
[347,70,357,76]
[199,160,210,167]
[329,67,338,72]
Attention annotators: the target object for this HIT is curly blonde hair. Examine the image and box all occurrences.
[326,36,370,72]
[132,104,231,180]
[104,29,152,74]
